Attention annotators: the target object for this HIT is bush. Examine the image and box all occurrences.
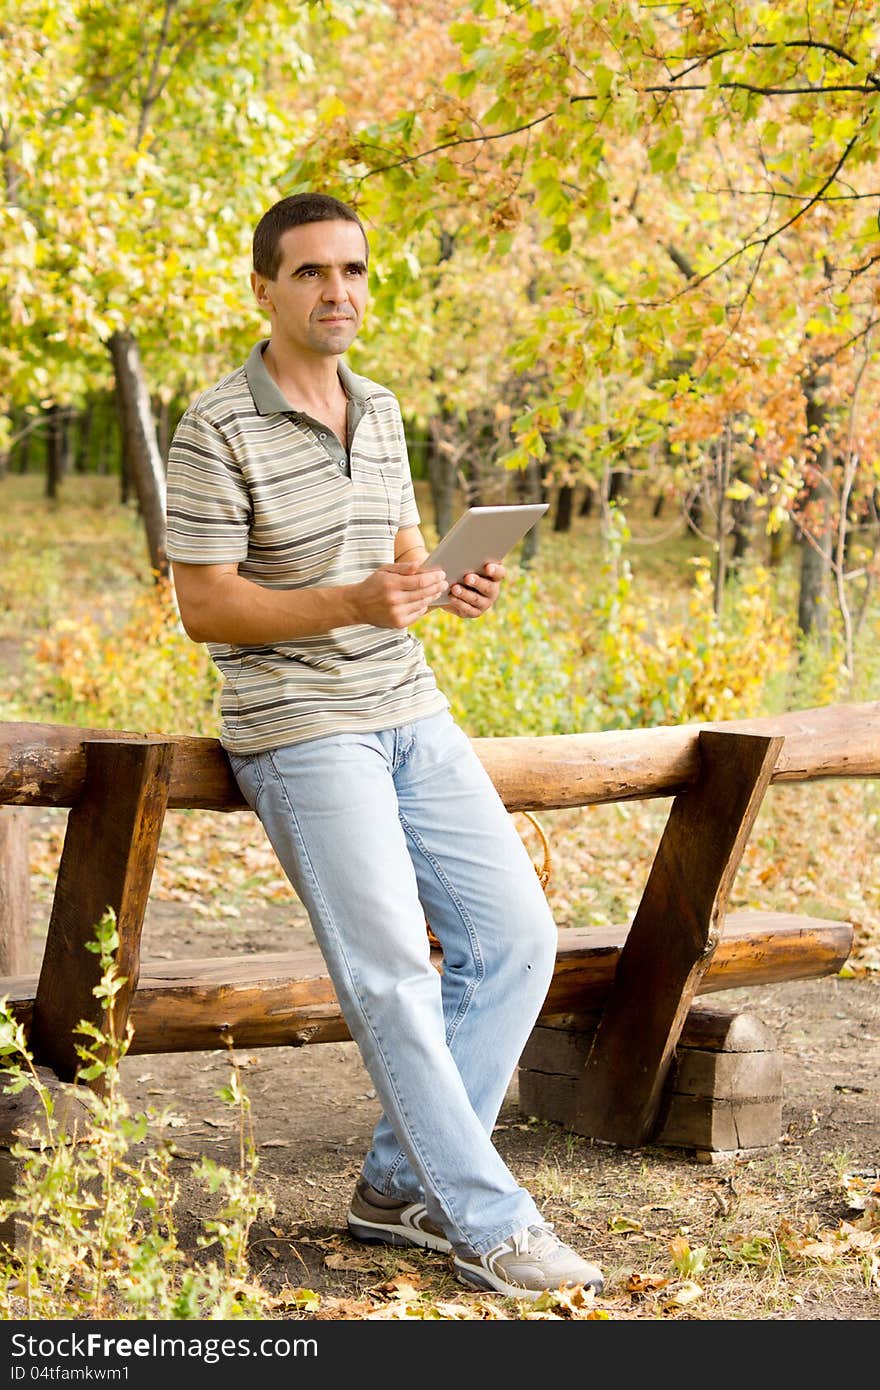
[0,912,281,1320]
[584,546,794,728]
[420,566,593,736]
[25,579,222,735]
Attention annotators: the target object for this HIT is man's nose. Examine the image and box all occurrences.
[321,270,349,301]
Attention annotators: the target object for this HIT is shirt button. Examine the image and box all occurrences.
[318,432,327,439]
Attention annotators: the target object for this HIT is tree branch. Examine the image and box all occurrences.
[642,127,864,305]
[362,74,876,181]
[137,0,176,145]
[666,39,880,93]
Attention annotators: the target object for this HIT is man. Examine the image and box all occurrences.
[165,192,604,1301]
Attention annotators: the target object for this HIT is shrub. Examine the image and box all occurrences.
[580,511,794,728]
[25,579,222,735]
[420,566,593,736]
[0,912,277,1320]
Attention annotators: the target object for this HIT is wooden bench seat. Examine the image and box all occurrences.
[0,910,852,1055]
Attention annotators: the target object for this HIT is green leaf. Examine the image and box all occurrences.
[449,21,484,55]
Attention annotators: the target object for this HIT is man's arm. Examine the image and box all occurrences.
[171,556,448,645]
[394,525,430,565]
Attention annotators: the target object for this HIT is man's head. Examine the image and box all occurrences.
[251,193,370,361]
[252,193,369,281]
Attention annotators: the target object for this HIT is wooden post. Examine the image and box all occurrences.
[0,807,31,974]
[28,740,174,1083]
[572,730,784,1147]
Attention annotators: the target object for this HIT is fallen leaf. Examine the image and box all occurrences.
[530,1284,597,1316]
[625,1272,669,1295]
[324,1250,375,1270]
[376,1278,424,1301]
[271,1287,321,1313]
[609,1214,643,1233]
[663,1279,704,1309]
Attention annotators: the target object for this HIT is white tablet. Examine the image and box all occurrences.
[420,503,548,605]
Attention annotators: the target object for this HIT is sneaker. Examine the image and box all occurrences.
[453,1222,604,1301]
[346,1178,452,1254]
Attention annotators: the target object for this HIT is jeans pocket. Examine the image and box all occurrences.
[227,750,264,811]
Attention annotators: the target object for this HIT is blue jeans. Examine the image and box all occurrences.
[229,708,557,1253]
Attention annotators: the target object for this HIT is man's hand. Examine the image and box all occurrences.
[355,561,448,628]
[441,562,506,619]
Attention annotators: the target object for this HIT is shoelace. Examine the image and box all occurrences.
[510,1222,560,1256]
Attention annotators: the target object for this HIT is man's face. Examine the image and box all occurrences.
[251,219,369,359]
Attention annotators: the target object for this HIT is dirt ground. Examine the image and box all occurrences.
[108,891,880,1323]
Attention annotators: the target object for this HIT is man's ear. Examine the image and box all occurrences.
[251,270,273,312]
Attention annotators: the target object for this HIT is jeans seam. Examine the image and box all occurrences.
[398,813,484,1045]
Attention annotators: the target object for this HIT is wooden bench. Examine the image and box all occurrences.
[0,701,876,1170]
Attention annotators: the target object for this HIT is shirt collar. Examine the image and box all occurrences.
[244,339,372,416]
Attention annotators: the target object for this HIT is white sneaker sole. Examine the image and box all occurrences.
[347,1211,452,1254]
[454,1258,604,1301]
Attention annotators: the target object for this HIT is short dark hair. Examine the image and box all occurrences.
[252,193,369,279]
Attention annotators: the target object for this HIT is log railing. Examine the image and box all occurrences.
[1,701,878,814]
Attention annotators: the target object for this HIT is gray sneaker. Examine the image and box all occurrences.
[453,1222,604,1300]
[346,1179,452,1254]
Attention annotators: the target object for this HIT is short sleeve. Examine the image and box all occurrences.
[166,409,252,564]
[394,403,420,530]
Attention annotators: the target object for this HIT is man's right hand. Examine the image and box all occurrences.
[355,561,447,629]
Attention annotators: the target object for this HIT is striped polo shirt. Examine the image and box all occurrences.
[166,340,447,753]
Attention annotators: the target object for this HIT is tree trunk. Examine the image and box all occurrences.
[712,431,730,613]
[153,395,171,464]
[62,409,74,476]
[426,415,458,538]
[768,520,788,568]
[797,369,833,641]
[45,405,65,500]
[608,468,628,503]
[554,485,574,532]
[74,405,93,474]
[731,462,755,567]
[685,487,703,535]
[15,413,30,475]
[108,329,168,578]
[516,458,544,566]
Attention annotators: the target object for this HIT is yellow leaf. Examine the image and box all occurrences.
[610,1214,643,1233]
[663,1279,704,1309]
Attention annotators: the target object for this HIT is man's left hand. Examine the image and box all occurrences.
[442,562,506,619]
